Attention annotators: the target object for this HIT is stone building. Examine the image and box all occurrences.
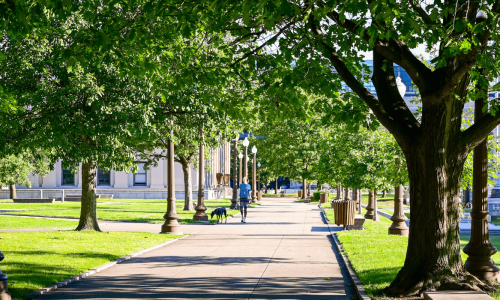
[0,142,234,200]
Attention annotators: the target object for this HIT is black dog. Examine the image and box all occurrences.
[210,207,227,224]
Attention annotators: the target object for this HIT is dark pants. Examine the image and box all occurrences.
[240,199,249,218]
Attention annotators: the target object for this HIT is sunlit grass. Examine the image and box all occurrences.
[1,231,183,300]
[0,216,78,229]
[325,208,499,298]
[0,199,240,224]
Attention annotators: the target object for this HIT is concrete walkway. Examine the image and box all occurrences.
[35,198,357,299]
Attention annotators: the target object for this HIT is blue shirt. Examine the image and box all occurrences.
[239,183,252,199]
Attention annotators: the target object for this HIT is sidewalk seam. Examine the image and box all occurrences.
[319,205,370,300]
[24,235,189,300]
[248,235,284,299]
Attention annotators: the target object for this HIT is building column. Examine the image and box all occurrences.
[150,159,165,189]
[113,171,129,189]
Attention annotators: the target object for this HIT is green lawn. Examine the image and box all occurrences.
[360,193,410,210]
[0,199,240,224]
[0,216,78,229]
[326,208,500,299]
[1,231,183,300]
[262,193,298,197]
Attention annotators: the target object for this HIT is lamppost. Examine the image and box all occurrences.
[161,127,182,234]
[388,81,409,236]
[258,162,262,202]
[463,11,500,280]
[231,139,238,209]
[257,162,261,191]
[251,145,258,203]
[0,251,10,300]
[238,152,243,185]
[194,129,208,221]
[243,137,249,179]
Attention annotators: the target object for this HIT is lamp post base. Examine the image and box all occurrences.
[388,227,409,237]
[193,207,209,222]
[465,256,500,282]
[161,218,182,234]
[0,278,10,300]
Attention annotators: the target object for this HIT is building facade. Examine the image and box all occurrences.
[0,142,234,200]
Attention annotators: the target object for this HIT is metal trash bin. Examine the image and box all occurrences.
[320,193,329,203]
[332,200,357,230]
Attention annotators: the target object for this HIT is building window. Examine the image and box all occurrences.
[134,163,147,186]
[62,168,75,186]
[97,167,110,186]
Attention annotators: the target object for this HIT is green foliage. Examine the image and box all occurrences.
[0,151,50,187]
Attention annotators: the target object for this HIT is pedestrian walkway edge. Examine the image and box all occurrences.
[24,235,189,300]
[319,205,370,300]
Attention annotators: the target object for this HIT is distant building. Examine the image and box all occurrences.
[1,142,234,200]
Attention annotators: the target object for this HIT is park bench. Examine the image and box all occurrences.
[13,198,55,203]
[63,194,114,202]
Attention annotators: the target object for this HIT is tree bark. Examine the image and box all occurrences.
[382,190,387,198]
[180,157,193,211]
[76,160,100,231]
[9,184,16,199]
[264,178,268,193]
[302,178,306,199]
[275,178,278,194]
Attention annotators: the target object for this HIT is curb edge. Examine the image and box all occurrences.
[24,234,189,299]
[319,205,371,300]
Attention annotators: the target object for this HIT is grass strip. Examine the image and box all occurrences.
[0,216,78,229]
[325,208,500,299]
[262,193,298,197]
[1,231,183,300]
[0,199,239,224]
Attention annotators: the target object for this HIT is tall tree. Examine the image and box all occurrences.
[177,0,500,293]
[0,31,159,231]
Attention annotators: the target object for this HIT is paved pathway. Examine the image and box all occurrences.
[35,198,357,299]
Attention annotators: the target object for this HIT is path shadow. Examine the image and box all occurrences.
[35,276,354,299]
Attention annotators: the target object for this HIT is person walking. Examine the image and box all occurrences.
[239,177,252,223]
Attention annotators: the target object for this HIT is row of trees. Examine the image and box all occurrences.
[3,0,500,296]
[0,4,248,231]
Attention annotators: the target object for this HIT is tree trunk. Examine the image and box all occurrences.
[76,160,100,231]
[180,158,193,211]
[382,190,387,198]
[275,178,278,194]
[302,178,306,199]
[264,178,268,193]
[9,184,16,199]
[384,129,482,294]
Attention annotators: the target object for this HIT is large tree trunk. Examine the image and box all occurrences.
[9,184,16,199]
[76,160,100,231]
[385,146,470,294]
[275,178,278,194]
[382,190,387,198]
[180,157,193,211]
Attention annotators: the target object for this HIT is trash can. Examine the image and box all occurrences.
[332,200,357,230]
[298,190,302,198]
[320,193,329,203]
[280,191,286,197]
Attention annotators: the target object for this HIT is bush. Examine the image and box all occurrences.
[313,191,320,201]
